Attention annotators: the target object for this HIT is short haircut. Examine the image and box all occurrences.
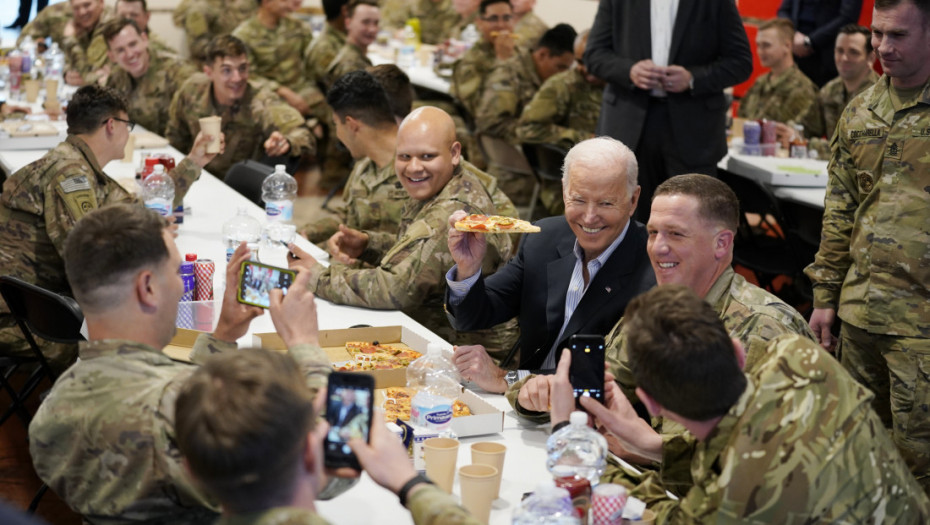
[327,70,396,127]
[322,0,349,20]
[65,84,129,135]
[875,0,930,20]
[346,0,377,18]
[64,203,167,313]
[366,64,414,120]
[479,0,511,15]
[839,23,873,53]
[102,17,143,45]
[653,174,739,232]
[206,34,249,63]
[116,0,147,11]
[625,285,747,421]
[760,18,795,42]
[175,349,317,513]
[562,136,638,196]
[536,23,576,55]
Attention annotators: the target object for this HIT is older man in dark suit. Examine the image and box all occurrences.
[584,0,752,223]
[444,137,655,394]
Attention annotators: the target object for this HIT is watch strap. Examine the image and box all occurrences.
[398,473,434,507]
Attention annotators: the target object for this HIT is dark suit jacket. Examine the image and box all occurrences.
[584,0,752,167]
[446,216,655,371]
[778,0,862,86]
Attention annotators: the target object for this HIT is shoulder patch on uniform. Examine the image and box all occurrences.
[60,176,92,193]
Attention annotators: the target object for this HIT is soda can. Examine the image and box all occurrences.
[743,120,761,145]
[194,259,215,301]
[761,119,777,144]
[591,483,628,525]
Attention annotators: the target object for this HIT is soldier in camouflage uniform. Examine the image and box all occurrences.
[17,1,81,46]
[172,0,256,64]
[176,346,484,525]
[61,0,111,86]
[323,0,379,89]
[804,0,930,494]
[232,0,326,119]
[114,0,176,55]
[511,0,547,44]
[103,19,197,136]
[476,23,575,203]
[0,86,215,370]
[305,0,348,88]
[29,205,329,524]
[551,285,930,523]
[289,107,518,354]
[167,35,314,179]
[383,0,468,45]
[737,18,818,123]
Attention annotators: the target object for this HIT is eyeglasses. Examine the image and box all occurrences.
[108,117,136,131]
[482,14,512,23]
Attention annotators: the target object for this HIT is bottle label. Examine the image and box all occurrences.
[265,200,293,221]
[145,198,172,217]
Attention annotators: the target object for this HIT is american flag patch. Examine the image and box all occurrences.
[60,176,91,193]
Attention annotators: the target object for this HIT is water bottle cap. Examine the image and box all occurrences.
[152,164,165,174]
[570,411,587,426]
[144,157,161,166]
[275,164,286,172]
[426,343,444,356]
[185,253,197,261]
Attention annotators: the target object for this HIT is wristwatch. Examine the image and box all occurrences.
[505,370,520,387]
[398,473,434,507]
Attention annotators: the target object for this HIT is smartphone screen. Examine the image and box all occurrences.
[568,334,606,409]
[237,260,296,309]
[324,372,375,470]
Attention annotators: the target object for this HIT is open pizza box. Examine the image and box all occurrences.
[163,328,204,362]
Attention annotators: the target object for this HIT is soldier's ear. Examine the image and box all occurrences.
[714,229,734,260]
[450,141,462,164]
[135,269,158,308]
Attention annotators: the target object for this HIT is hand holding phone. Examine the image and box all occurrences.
[568,334,606,409]
[324,372,375,470]
[237,260,296,309]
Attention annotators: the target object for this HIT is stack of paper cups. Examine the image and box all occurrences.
[591,483,628,525]
[194,259,215,300]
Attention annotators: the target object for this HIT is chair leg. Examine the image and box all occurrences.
[27,483,49,514]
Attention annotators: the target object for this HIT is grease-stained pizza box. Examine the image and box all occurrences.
[252,325,433,389]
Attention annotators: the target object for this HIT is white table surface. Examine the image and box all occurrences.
[719,151,828,210]
[369,46,451,95]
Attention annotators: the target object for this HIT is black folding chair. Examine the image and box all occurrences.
[522,142,569,219]
[224,159,274,207]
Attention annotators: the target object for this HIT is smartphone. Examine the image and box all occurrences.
[568,334,606,409]
[236,260,296,309]
[324,371,375,470]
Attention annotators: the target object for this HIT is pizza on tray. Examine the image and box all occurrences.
[334,341,423,371]
[454,214,540,234]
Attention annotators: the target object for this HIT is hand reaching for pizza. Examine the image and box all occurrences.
[447,210,487,281]
[328,224,369,265]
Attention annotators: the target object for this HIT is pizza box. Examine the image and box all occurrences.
[253,325,435,389]
[163,327,204,362]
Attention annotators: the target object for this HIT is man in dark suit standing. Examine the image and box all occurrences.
[778,0,863,87]
[444,137,655,394]
[584,0,752,223]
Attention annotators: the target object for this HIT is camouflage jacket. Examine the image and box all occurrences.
[173,0,257,64]
[515,68,602,148]
[0,136,200,314]
[306,169,517,349]
[17,2,77,46]
[383,0,464,45]
[29,335,330,525]
[62,19,110,84]
[305,24,346,89]
[167,74,314,178]
[232,15,324,111]
[628,334,930,523]
[476,49,541,142]
[324,42,372,90]
[451,40,498,117]
[737,64,818,124]
[216,484,481,525]
[513,12,548,45]
[463,159,519,220]
[805,75,930,337]
[798,70,880,159]
[105,48,198,136]
[301,156,408,243]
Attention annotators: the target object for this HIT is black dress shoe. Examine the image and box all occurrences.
[4,20,27,29]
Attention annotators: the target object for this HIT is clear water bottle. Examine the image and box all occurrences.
[546,411,608,485]
[512,481,579,524]
[180,261,195,302]
[45,42,65,82]
[460,24,480,48]
[261,164,297,222]
[142,164,175,217]
[222,207,262,261]
[19,36,36,75]
[409,344,461,435]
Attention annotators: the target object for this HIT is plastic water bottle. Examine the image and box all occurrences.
[19,36,36,75]
[546,411,608,485]
[45,42,65,81]
[261,164,297,222]
[180,261,195,302]
[512,481,580,524]
[142,164,175,217]
[222,207,262,261]
[460,24,480,48]
[409,344,460,434]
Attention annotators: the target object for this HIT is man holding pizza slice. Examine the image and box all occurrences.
[444,136,655,394]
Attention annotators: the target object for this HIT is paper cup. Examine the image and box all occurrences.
[199,116,222,153]
[423,437,459,493]
[122,133,136,163]
[45,78,59,102]
[458,464,498,524]
[24,79,41,103]
[470,442,505,498]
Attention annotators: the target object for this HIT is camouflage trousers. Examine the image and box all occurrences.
[0,316,78,374]
[839,322,930,493]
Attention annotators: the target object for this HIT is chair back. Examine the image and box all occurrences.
[0,276,83,345]
[224,160,273,207]
[478,134,535,177]
[522,143,568,182]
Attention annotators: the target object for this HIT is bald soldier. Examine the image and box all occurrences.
[103,18,197,136]
[287,107,518,354]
